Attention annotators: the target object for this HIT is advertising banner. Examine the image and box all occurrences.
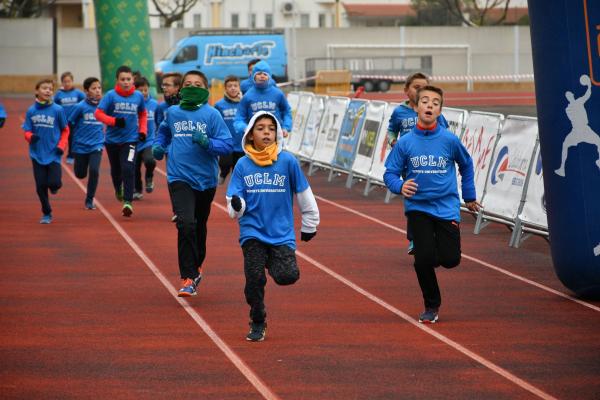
[443,107,469,137]
[311,96,349,166]
[352,101,387,178]
[369,103,400,183]
[299,95,327,159]
[332,100,368,170]
[287,92,313,154]
[519,145,547,229]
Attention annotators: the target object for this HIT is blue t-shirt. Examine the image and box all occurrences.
[155,101,170,130]
[68,99,104,154]
[388,102,448,138]
[154,104,233,191]
[234,85,292,135]
[98,89,146,144]
[22,102,68,165]
[0,102,7,119]
[214,97,243,152]
[227,151,309,249]
[138,97,158,151]
[383,124,476,222]
[54,88,85,120]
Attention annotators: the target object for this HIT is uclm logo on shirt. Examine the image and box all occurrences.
[584,0,600,86]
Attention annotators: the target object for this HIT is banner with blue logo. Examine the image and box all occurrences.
[332,99,368,170]
[529,0,600,297]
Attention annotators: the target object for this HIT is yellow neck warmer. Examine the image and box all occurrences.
[245,142,278,166]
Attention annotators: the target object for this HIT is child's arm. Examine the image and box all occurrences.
[95,93,124,127]
[279,94,293,133]
[94,108,118,126]
[233,98,249,136]
[226,165,246,218]
[193,111,233,156]
[22,109,36,143]
[383,144,406,194]
[56,108,69,154]
[152,118,172,160]
[296,186,320,241]
[454,138,481,212]
[138,108,148,140]
[386,108,400,146]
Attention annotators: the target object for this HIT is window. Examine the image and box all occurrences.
[231,13,239,28]
[318,13,326,28]
[300,13,310,28]
[250,13,256,28]
[265,13,273,28]
[193,13,202,28]
[173,45,198,64]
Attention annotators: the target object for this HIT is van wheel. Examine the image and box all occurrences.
[362,80,375,92]
[378,80,391,92]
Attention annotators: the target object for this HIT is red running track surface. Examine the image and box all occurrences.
[1,97,598,400]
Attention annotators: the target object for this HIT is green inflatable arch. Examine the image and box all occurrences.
[94,0,156,94]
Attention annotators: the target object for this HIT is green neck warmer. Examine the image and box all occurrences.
[179,86,210,110]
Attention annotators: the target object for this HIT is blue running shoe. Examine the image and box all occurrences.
[85,198,96,210]
[40,214,52,224]
[177,275,202,297]
[418,309,439,324]
[246,321,267,342]
[407,241,415,255]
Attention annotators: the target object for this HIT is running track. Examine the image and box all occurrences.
[1,97,598,400]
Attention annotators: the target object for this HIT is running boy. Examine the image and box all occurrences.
[133,76,158,199]
[387,72,449,255]
[234,60,292,139]
[68,76,104,210]
[384,85,480,324]
[240,58,260,95]
[227,111,320,342]
[54,72,85,163]
[22,78,69,224]
[214,75,243,184]
[156,72,182,128]
[153,70,232,297]
[94,65,147,217]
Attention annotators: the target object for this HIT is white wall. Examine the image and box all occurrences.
[0,19,54,75]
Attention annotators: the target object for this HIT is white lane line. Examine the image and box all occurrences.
[63,165,280,400]
[209,200,557,400]
[314,194,600,313]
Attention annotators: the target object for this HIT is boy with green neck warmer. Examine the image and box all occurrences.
[153,70,233,297]
[215,75,243,185]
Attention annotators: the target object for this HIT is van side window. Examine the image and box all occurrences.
[173,45,198,64]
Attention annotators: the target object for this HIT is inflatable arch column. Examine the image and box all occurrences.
[528,0,600,298]
[93,0,156,93]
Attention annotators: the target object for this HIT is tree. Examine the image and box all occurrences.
[150,0,199,28]
[410,0,462,26]
[440,0,512,26]
[0,0,55,18]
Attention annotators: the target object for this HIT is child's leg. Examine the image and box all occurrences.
[266,245,299,285]
[119,143,137,202]
[435,220,461,269]
[47,161,62,194]
[86,150,102,201]
[134,148,143,194]
[218,154,233,179]
[105,143,123,193]
[242,239,268,323]
[31,159,51,216]
[193,187,217,270]
[142,147,156,186]
[169,181,201,279]
[407,211,442,310]
[73,153,90,179]
[232,151,245,167]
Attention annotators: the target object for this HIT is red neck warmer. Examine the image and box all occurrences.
[115,84,135,97]
[416,121,437,131]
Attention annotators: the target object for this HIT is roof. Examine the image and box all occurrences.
[342,3,416,18]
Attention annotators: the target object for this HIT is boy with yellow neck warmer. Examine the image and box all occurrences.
[226,111,320,342]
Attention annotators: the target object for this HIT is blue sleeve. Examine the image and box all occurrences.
[154,116,172,148]
[57,107,68,130]
[78,90,86,102]
[290,156,309,193]
[226,162,245,198]
[22,108,33,131]
[454,137,476,202]
[207,109,233,156]
[68,103,81,125]
[53,92,61,104]
[279,94,293,132]
[383,144,406,194]
[387,107,399,134]
[0,103,6,119]
[155,103,165,129]
[98,92,112,113]
[137,93,146,112]
[438,114,449,128]
[234,98,249,135]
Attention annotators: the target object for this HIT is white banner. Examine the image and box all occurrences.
[481,116,538,220]
[458,111,504,201]
[368,103,400,183]
[311,96,349,166]
[287,92,314,154]
[352,101,387,178]
[299,95,327,159]
[287,92,301,124]
[519,144,548,228]
[443,107,469,137]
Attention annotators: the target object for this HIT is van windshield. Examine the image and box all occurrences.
[161,47,178,61]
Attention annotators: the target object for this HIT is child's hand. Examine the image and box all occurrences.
[401,179,418,198]
[301,231,317,242]
[282,129,289,138]
[138,132,146,142]
[29,134,40,144]
[192,131,210,148]
[465,200,482,213]
[231,195,242,212]
[114,117,126,128]
[152,145,165,160]
[55,147,64,156]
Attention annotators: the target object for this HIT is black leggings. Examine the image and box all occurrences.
[135,146,156,193]
[32,159,62,215]
[219,151,245,179]
[105,142,136,202]
[168,181,216,280]
[74,150,102,201]
[242,239,299,323]
[407,211,461,310]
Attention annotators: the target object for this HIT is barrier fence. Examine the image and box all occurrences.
[286,91,548,248]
